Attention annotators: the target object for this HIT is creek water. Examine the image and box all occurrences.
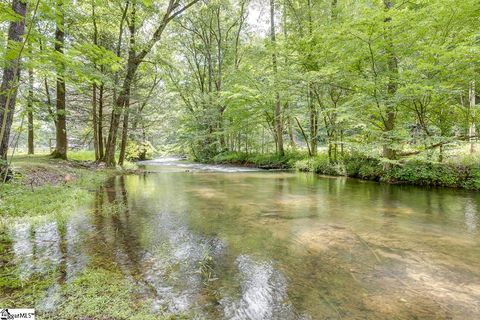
[5,159,480,319]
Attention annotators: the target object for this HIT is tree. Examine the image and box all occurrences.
[0,0,28,161]
[51,0,67,159]
[269,0,284,156]
[103,0,200,166]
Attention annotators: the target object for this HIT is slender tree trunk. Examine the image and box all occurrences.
[27,63,34,154]
[92,83,99,159]
[382,0,398,164]
[91,0,99,160]
[98,83,104,159]
[104,1,132,166]
[102,0,198,166]
[118,88,130,166]
[282,2,295,151]
[52,0,67,159]
[0,0,27,161]
[469,81,476,153]
[287,114,296,149]
[295,116,311,157]
[340,129,344,156]
[270,0,284,156]
[306,0,317,156]
[309,86,318,156]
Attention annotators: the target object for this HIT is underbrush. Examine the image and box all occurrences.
[210,151,480,190]
[211,151,304,169]
[295,153,480,189]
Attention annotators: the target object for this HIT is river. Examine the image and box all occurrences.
[4,159,480,319]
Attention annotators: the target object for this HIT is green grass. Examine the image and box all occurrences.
[66,150,96,161]
[0,253,176,319]
[0,152,117,221]
[0,152,178,319]
[52,268,161,320]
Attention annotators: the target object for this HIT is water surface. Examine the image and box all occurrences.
[3,160,480,319]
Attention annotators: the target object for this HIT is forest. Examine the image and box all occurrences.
[0,0,478,188]
[1,1,480,319]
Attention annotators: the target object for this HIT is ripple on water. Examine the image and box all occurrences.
[12,223,34,280]
[65,214,91,282]
[220,255,310,320]
[112,209,227,316]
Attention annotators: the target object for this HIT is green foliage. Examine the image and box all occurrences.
[385,161,469,188]
[125,141,155,161]
[293,152,480,190]
[343,155,383,181]
[212,151,304,169]
[294,154,345,176]
[0,3,21,22]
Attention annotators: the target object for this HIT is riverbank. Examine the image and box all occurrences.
[209,151,480,190]
[0,153,178,319]
[0,152,135,220]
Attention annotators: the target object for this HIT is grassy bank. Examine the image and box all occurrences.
[211,151,304,169]
[0,152,132,221]
[210,151,480,190]
[0,152,168,319]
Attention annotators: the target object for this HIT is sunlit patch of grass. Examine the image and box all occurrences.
[67,150,97,162]
[0,153,115,222]
[50,268,162,320]
[0,170,109,219]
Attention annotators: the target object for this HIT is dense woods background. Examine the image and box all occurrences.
[0,0,479,183]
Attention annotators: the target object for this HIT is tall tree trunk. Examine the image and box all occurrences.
[118,88,130,166]
[270,0,284,156]
[382,0,398,163]
[309,86,318,156]
[282,0,295,150]
[104,0,136,166]
[0,0,28,161]
[98,83,104,159]
[52,0,67,159]
[91,0,99,160]
[27,62,34,154]
[287,113,296,149]
[306,0,317,156]
[469,81,476,153]
[92,83,99,159]
[103,0,199,166]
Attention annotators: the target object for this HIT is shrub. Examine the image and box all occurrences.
[125,140,155,161]
[462,166,480,190]
[293,154,346,176]
[212,151,306,169]
[385,161,464,187]
[343,155,382,180]
[212,151,248,164]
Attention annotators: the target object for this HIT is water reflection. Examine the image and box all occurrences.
[12,223,33,280]
[220,255,305,320]
[5,163,480,319]
[464,197,478,233]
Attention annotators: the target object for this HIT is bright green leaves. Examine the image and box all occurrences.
[71,43,122,72]
[0,2,22,23]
